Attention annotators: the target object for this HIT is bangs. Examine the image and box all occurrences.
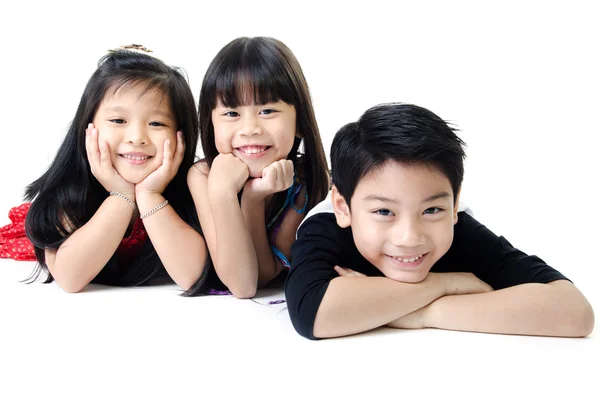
[210,56,297,109]
[107,76,170,105]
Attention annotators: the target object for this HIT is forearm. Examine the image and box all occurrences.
[427,280,594,337]
[137,193,207,290]
[313,274,446,338]
[241,196,282,287]
[51,196,132,292]
[209,191,258,298]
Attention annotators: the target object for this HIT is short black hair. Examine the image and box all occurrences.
[331,103,466,206]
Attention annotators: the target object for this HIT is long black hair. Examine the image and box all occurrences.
[185,37,330,296]
[24,48,201,288]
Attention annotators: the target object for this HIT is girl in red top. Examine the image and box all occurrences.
[22,46,207,293]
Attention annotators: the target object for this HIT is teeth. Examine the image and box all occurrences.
[240,146,267,154]
[123,155,149,161]
[392,254,423,263]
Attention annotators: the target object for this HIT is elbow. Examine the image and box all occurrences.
[56,277,87,293]
[573,302,595,337]
[230,284,257,299]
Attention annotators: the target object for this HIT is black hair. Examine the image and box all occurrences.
[186,37,330,295]
[331,103,466,207]
[24,49,202,289]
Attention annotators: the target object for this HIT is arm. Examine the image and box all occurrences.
[420,280,594,337]
[240,195,282,287]
[240,159,297,287]
[241,184,305,287]
[313,274,448,338]
[45,196,133,293]
[389,213,595,337]
[136,191,207,290]
[188,161,259,298]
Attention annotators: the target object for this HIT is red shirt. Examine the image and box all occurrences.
[1,203,147,262]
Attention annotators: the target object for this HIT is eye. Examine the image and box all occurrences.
[223,111,240,117]
[423,207,444,215]
[149,121,166,127]
[374,209,394,217]
[259,108,277,115]
[109,119,125,124]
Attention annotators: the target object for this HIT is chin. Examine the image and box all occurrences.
[386,270,428,284]
[118,171,150,185]
[247,166,265,179]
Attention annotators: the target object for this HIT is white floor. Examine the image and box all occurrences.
[1,258,597,397]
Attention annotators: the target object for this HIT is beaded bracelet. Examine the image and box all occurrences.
[109,191,137,210]
[140,200,169,219]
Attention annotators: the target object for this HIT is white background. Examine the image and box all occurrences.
[0,1,598,396]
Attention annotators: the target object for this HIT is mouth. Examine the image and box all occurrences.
[119,153,153,165]
[235,145,271,157]
[386,253,428,268]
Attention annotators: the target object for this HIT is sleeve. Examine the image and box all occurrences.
[285,214,346,340]
[452,212,570,290]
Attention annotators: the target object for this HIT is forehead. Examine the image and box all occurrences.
[353,161,453,203]
[100,82,170,110]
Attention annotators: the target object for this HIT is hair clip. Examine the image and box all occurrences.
[108,44,154,55]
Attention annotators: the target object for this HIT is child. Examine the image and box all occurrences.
[285,103,594,339]
[24,45,207,293]
[187,37,330,298]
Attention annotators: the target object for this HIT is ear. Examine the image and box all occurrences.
[453,187,462,225]
[331,185,351,228]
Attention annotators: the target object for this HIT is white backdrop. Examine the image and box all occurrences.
[0,1,598,396]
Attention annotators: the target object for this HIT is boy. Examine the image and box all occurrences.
[284,103,594,339]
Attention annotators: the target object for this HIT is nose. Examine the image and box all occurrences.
[239,114,263,137]
[125,122,148,145]
[390,216,426,248]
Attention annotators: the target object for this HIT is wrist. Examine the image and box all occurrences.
[424,272,449,298]
[109,191,136,210]
[241,189,266,207]
[136,192,165,213]
[209,185,239,203]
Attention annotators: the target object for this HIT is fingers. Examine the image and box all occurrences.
[175,131,185,161]
[282,159,294,188]
[162,138,172,169]
[85,123,100,166]
[334,265,366,277]
[99,139,112,168]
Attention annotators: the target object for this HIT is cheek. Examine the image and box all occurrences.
[352,217,383,257]
[430,221,454,253]
[212,125,230,153]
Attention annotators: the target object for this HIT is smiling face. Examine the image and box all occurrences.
[211,99,298,178]
[332,160,460,283]
[92,83,176,184]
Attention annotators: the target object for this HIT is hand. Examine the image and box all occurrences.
[433,272,493,296]
[85,123,134,200]
[387,305,429,329]
[243,159,294,201]
[208,153,250,196]
[334,266,367,277]
[136,131,185,196]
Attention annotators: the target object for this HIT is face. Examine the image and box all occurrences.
[332,161,460,283]
[212,99,298,178]
[92,83,176,184]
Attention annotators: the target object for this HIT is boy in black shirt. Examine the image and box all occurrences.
[285,103,594,340]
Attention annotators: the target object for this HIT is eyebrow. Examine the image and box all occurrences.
[363,191,452,204]
[103,107,173,120]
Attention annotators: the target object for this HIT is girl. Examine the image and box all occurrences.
[187,37,330,298]
[25,45,207,293]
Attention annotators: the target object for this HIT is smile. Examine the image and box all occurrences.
[120,154,150,161]
[390,254,424,263]
[237,145,269,154]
